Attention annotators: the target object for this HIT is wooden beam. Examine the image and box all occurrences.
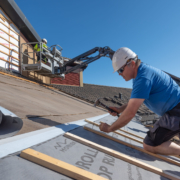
[64,132,180,180]
[0,8,20,35]
[85,119,144,140]
[20,148,107,180]
[85,119,180,159]
[0,43,19,54]
[83,126,180,167]
[0,35,19,48]
[85,119,143,143]
[0,28,19,41]
[0,50,19,61]
[0,57,19,67]
[0,14,6,22]
[101,121,143,144]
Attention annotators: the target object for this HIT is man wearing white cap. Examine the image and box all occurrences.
[99,47,180,156]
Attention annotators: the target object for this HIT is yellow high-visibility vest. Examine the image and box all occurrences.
[34,43,47,52]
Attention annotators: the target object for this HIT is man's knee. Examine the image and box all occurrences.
[143,142,155,153]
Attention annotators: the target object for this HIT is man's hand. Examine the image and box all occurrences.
[99,122,111,133]
[108,107,120,116]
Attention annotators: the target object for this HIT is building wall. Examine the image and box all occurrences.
[51,72,80,86]
[0,7,83,86]
[0,8,20,72]
[20,33,50,84]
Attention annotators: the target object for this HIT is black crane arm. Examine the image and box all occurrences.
[59,46,115,75]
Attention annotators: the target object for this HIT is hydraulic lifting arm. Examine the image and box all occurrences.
[56,46,115,75]
[21,42,114,79]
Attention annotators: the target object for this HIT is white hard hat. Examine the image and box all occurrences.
[112,47,137,72]
[42,38,47,44]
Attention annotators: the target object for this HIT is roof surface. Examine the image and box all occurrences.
[0,69,106,135]
[0,68,180,180]
[0,114,180,180]
[52,83,158,124]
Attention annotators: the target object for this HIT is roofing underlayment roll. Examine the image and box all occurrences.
[0,106,23,139]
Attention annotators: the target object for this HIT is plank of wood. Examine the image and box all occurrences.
[65,132,180,180]
[85,119,144,140]
[85,119,143,143]
[83,126,180,167]
[85,119,180,160]
[0,58,19,67]
[20,148,107,180]
[0,35,19,48]
[145,125,153,128]
[0,14,6,22]
[0,43,19,54]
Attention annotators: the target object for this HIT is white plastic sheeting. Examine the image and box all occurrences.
[0,30,8,40]
[0,8,20,71]
[0,22,8,33]
[10,44,19,52]
[0,9,19,71]
[0,37,9,47]
[0,60,8,69]
[10,23,20,34]
[10,63,19,71]
[0,45,9,54]
[10,30,18,39]
[0,52,9,60]
[11,51,19,59]
[10,36,18,46]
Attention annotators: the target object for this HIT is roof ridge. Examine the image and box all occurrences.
[84,83,132,90]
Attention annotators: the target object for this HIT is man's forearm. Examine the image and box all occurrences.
[109,107,134,132]
[117,104,128,114]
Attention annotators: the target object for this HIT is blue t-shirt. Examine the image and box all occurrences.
[130,63,180,116]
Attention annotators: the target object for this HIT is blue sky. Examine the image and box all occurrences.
[16,0,180,89]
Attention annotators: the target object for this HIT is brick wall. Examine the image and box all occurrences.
[51,73,80,86]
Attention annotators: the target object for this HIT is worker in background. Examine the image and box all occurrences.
[34,38,48,63]
[99,47,180,156]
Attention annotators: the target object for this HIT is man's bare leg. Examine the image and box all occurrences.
[143,141,180,155]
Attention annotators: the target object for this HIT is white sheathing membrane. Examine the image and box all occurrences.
[0,52,9,60]
[0,60,7,69]
[0,30,9,40]
[0,37,9,47]
[0,9,10,25]
[10,64,19,71]
[0,45,9,54]
[10,24,20,34]
[0,18,9,27]
[10,30,18,40]
[0,23,8,33]
[0,52,10,69]
[10,44,19,52]
[10,37,18,46]
[0,9,19,71]
[12,51,19,59]
[11,58,19,65]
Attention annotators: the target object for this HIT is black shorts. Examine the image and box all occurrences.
[143,102,180,147]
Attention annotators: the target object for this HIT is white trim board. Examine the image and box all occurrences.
[0,113,108,158]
